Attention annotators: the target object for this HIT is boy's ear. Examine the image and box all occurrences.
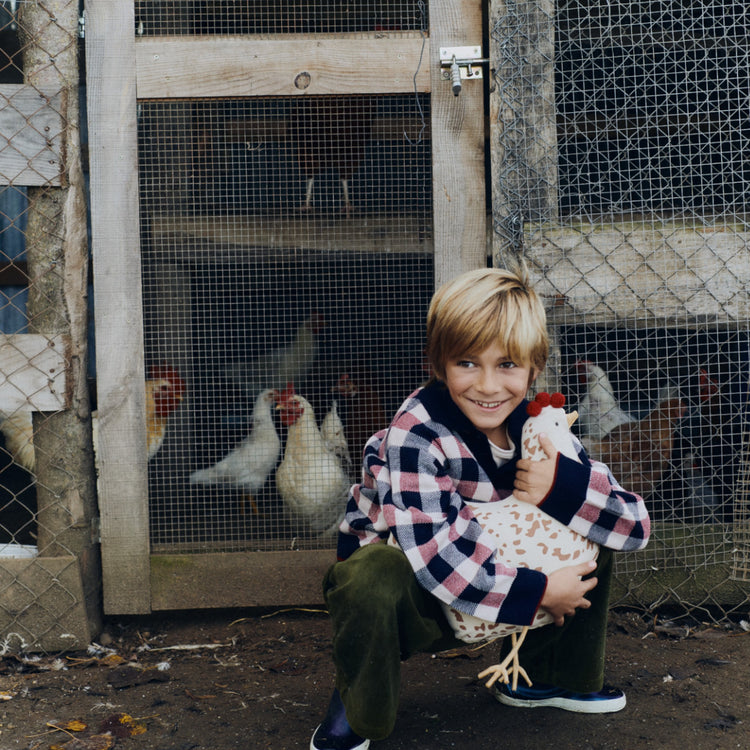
[528,369,540,387]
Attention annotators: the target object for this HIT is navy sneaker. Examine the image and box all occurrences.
[310,689,371,750]
[310,725,370,750]
[495,682,626,714]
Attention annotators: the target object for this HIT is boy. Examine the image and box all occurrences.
[311,268,650,750]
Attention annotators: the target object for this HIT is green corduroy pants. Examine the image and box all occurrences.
[322,543,613,740]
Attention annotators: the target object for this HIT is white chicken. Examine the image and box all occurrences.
[274,385,350,537]
[189,389,280,508]
[320,399,352,474]
[229,311,324,398]
[575,360,636,439]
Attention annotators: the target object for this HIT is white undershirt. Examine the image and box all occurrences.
[489,433,516,466]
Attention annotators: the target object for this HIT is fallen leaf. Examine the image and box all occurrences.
[100,654,126,667]
[98,712,147,738]
[47,719,87,732]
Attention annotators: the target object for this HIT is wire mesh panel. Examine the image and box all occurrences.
[137,94,433,552]
[134,1,427,35]
[0,0,98,650]
[492,0,750,620]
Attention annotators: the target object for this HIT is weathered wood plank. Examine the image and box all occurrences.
[135,35,430,98]
[430,0,487,287]
[222,115,431,143]
[150,550,335,610]
[149,215,434,258]
[0,84,63,186]
[0,333,67,412]
[86,0,151,614]
[529,222,750,324]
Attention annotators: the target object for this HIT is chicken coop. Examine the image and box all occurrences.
[1,0,750,651]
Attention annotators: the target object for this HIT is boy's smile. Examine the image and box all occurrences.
[443,342,535,448]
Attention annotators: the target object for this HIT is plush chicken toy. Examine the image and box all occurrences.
[441,392,599,691]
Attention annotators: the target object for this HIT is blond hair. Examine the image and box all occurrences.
[425,267,548,381]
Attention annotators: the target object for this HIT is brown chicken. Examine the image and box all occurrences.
[583,396,686,498]
[333,370,390,467]
[0,364,185,472]
[143,364,187,459]
[695,368,744,512]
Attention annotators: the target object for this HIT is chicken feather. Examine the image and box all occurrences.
[575,360,637,439]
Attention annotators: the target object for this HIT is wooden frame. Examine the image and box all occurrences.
[87,0,488,614]
[86,1,150,614]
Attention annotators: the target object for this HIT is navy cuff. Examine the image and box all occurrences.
[496,566,548,626]
[539,454,591,526]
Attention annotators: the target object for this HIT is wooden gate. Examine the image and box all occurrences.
[86,1,487,614]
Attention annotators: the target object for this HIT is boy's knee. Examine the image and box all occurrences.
[325,544,414,605]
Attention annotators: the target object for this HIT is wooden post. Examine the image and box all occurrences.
[489,0,558,266]
[430,0,488,288]
[18,0,101,638]
[85,0,151,614]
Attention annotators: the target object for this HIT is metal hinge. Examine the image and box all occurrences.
[440,45,489,96]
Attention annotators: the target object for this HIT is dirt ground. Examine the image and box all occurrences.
[0,608,748,750]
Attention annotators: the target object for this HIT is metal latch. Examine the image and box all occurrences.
[440,46,488,96]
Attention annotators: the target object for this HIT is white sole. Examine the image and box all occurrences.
[496,691,626,714]
[310,725,371,750]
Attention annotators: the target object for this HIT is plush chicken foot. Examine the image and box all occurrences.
[477,628,533,692]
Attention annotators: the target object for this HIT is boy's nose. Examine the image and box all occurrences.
[477,369,501,392]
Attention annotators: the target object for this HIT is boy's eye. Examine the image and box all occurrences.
[457,360,476,368]
[499,361,517,369]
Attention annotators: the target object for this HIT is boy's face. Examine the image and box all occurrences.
[443,341,535,448]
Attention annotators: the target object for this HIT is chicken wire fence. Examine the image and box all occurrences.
[138,93,434,551]
[133,1,427,35]
[0,0,97,652]
[3,0,750,652]
[491,0,750,622]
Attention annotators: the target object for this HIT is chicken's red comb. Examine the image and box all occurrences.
[550,392,566,408]
[278,382,296,402]
[698,368,719,402]
[535,392,551,407]
[148,363,186,396]
[527,391,566,416]
[527,401,542,417]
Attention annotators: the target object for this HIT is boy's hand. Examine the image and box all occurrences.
[540,560,598,626]
[513,434,558,505]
